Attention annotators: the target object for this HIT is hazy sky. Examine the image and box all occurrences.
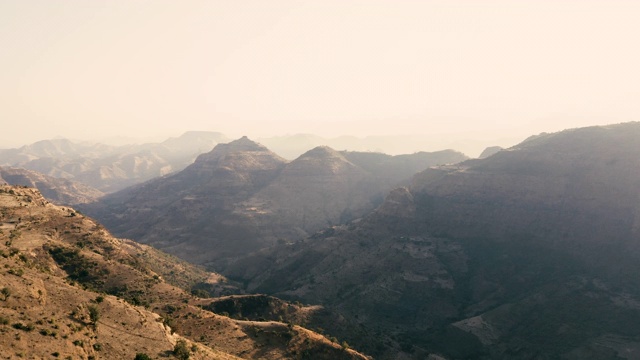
[1,1,639,152]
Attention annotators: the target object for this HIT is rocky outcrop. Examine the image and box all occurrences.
[373,187,415,219]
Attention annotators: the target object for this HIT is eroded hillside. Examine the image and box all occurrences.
[0,185,369,360]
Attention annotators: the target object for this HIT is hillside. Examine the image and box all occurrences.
[0,132,228,192]
[80,138,466,267]
[0,185,369,360]
[228,122,640,359]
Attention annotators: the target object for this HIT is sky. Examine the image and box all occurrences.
[1,1,639,155]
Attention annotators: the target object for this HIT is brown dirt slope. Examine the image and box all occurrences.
[0,185,369,360]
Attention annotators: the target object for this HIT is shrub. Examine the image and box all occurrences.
[134,354,152,360]
[88,305,100,325]
[7,268,23,277]
[12,322,34,331]
[190,288,210,298]
[1,287,10,300]
[173,339,190,360]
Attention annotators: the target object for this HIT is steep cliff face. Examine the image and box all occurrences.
[232,122,640,359]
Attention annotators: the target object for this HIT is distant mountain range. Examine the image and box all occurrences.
[79,137,467,267]
[1,131,484,194]
[0,166,103,205]
[7,123,639,359]
[225,122,640,359]
[0,131,229,192]
[257,133,494,160]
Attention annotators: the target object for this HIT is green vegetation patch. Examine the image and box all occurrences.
[48,246,108,287]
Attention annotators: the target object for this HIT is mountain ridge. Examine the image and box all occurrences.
[228,122,640,359]
[0,132,229,192]
[80,138,466,267]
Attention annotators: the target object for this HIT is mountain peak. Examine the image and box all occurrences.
[223,136,268,152]
[297,146,345,160]
[194,137,273,162]
[190,137,287,172]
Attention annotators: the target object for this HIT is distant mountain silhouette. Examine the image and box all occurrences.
[258,133,475,159]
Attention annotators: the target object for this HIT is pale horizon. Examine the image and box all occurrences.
[2,1,639,155]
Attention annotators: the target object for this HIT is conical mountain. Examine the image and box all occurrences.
[234,146,382,244]
[79,137,288,262]
[167,136,287,192]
